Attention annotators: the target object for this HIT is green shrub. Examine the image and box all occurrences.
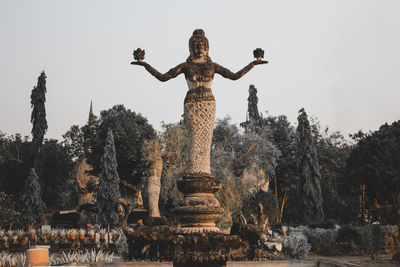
[278,231,311,259]
[300,226,338,255]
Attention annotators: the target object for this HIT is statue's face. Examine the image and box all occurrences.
[192,40,208,59]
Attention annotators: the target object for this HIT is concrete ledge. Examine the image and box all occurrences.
[227,261,315,267]
[317,260,361,267]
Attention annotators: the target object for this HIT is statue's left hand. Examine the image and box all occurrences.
[252,60,268,65]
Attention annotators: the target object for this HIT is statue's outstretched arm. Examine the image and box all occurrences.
[131,62,185,82]
[214,60,267,81]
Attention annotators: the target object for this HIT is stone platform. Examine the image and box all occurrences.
[61,255,399,266]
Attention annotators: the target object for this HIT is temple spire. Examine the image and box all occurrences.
[88,100,95,125]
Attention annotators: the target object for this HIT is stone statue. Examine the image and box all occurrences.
[131,29,267,233]
[144,138,163,218]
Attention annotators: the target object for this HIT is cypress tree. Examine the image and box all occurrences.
[30,71,48,162]
[97,128,121,226]
[296,108,324,223]
[21,168,46,225]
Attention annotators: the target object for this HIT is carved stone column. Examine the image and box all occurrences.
[174,87,223,234]
[146,139,163,218]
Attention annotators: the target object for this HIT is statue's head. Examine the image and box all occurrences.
[187,29,211,62]
[249,84,257,94]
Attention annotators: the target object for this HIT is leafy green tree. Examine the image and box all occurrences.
[347,120,400,222]
[97,128,121,226]
[21,168,46,225]
[0,134,33,202]
[37,139,77,208]
[87,105,155,186]
[0,191,21,229]
[211,117,280,228]
[296,108,324,223]
[0,134,76,209]
[310,119,352,222]
[63,102,98,162]
[264,114,297,222]
[63,125,85,161]
[158,122,187,217]
[30,71,48,160]
[0,131,7,163]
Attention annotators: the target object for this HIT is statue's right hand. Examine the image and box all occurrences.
[130,61,147,66]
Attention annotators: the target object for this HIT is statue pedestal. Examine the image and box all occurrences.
[174,174,224,234]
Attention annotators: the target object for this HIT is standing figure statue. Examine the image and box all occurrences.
[131,29,267,233]
[144,138,163,218]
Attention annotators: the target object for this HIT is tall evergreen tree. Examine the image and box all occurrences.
[21,168,46,225]
[30,71,48,161]
[97,128,121,226]
[296,108,324,223]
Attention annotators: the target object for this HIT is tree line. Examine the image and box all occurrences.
[0,76,399,229]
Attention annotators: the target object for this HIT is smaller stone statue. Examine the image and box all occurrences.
[144,138,163,218]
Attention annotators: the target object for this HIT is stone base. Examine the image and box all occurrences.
[174,174,224,234]
[124,226,248,263]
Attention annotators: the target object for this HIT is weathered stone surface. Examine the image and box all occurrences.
[145,138,163,218]
[122,226,247,263]
[174,175,223,233]
[184,86,215,175]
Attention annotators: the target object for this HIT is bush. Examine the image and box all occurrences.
[278,231,311,259]
[115,231,129,260]
[301,227,338,256]
[301,224,400,256]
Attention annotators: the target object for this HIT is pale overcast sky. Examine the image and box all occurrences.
[0,0,399,140]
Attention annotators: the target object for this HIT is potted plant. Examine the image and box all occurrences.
[69,229,77,240]
[79,229,86,241]
[59,229,66,240]
[29,229,36,240]
[88,230,95,242]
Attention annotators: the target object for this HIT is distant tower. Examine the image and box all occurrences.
[240,85,263,133]
[76,102,98,206]
[88,100,96,125]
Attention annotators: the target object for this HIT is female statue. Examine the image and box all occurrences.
[132,29,267,177]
